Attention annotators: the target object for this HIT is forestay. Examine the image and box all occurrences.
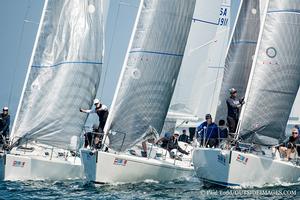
[238,0,300,145]
[11,0,104,150]
[107,0,196,152]
[215,0,260,121]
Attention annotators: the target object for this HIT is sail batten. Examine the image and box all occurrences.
[11,0,104,150]
[238,0,300,145]
[107,0,196,152]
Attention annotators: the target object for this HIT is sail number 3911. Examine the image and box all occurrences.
[218,7,229,26]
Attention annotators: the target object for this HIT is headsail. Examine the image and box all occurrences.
[215,0,260,121]
[11,0,104,150]
[238,0,300,145]
[106,0,196,152]
[195,0,232,119]
[169,0,222,120]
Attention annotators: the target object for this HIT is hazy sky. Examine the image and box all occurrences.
[0,0,240,124]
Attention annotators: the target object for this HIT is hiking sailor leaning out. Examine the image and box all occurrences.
[156,131,189,157]
[80,99,109,133]
[277,128,300,161]
[0,106,10,145]
[226,88,244,133]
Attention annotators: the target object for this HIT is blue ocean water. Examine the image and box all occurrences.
[0,177,299,200]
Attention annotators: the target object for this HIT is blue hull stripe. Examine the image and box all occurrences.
[201,178,240,187]
[32,61,103,68]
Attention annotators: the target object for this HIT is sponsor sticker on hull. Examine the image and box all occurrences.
[113,158,127,166]
[236,154,248,165]
[12,160,25,168]
[217,154,226,165]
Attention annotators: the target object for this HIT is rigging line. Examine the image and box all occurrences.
[99,2,136,98]
[209,24,230,115]
[8,0,34,108]
[188,29,227,55]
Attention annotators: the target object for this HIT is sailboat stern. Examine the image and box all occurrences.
[0,153,5,180]
[80,148,97,182]
[192,148,236,187]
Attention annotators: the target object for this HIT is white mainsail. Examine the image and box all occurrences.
[215,0,261,121]
[10,0,104,150]
[238,0,300,145]
[105,0,196,152]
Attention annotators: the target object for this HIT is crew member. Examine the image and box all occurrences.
[278,128,300,161]
[80,99,109,132]
[226,88,244,133]
[196,114,219,147]
[0,106,10,144]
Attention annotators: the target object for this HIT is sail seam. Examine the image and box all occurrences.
[231,40,257,44]
[268,9,300,14]
[129,50,183,57]
[260,89,296,95]
[32,61,103,68]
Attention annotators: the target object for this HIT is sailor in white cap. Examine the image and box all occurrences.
[80,99,109,132]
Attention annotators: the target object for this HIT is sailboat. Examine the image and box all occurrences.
[3,0,104,180]
[81,0,196,184]
[193,0,300,187]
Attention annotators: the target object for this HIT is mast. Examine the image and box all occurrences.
[103,0,144,135]
[236,0,270,139]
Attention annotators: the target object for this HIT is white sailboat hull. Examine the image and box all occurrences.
[193,148,300,187]
[1,143,84,181]
[4,153,83,181]
[81,149,193,184]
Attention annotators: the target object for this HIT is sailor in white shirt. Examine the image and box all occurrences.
[80,99,109,132]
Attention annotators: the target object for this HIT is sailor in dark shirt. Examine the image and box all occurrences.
[218,119,229,140]
[156,132,189,157]
[80,99,109,133]
[278,128,300,161]
[196,114,219,147]
[178,129,190,144]
[0,107,10,143]
[226,88,244,133]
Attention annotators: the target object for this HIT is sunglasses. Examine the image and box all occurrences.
[292,132,298,135]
